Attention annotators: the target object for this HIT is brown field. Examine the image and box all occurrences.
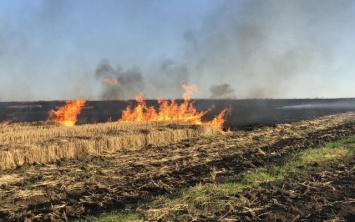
[0,121,218,170]
[0,113,354,221]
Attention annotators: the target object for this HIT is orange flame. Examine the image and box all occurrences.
[48,99,86,126]
[205,107,231,130]
[119,85,230,130]
[103,77,118,86]
[1,119,12,126]
[181,84,197,100]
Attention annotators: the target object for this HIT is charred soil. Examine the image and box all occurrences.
[235,156,355,222]
[0,113,355,221]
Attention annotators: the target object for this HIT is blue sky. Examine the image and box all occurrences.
[0,0,354,101]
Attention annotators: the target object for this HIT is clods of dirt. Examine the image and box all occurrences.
[1,113,355,221]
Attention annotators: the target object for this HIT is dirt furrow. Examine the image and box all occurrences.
[1,114,355,221]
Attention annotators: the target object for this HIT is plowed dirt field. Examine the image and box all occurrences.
[1,113,355,221]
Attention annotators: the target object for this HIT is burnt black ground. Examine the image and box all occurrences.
[1,98,355,128]
[0,113,355,221]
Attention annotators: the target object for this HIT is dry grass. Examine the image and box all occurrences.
[0,121,219,170]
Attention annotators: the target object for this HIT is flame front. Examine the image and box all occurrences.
[1,119,12,126]
[119,85,229,130]
[206,107,231,130]
[48,99,86,126]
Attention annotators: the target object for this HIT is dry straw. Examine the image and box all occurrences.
[0,121,218,170]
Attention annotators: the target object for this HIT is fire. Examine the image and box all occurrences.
[48,99,86,126]
[103,77,118,86]
[205,107,231,130]
[1,119,12,126]
[119,85,230,130]
[181,84,197,100]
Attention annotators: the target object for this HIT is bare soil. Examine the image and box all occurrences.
[233,156,355,222]
[0,113,355,221]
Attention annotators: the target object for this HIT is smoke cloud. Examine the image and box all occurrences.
[94,59,191,100]
[209,84,235,99]
[95,60,144,100]
[183,0,354,98]
[0,0,354,101]
[95,0,354,100]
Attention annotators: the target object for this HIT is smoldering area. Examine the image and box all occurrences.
[2,98,355,129]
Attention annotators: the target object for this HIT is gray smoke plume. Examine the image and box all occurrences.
[91,0,353,100]
[145,59,191,99]
[94,59,190,100]
[210,84,235,99]
[182,0,353,98]
[1,0,352,101]
[95,60,144,100]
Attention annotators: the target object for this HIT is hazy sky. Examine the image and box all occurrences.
[0,0,354,101]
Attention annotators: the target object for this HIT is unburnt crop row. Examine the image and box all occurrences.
[0,121,218,170]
